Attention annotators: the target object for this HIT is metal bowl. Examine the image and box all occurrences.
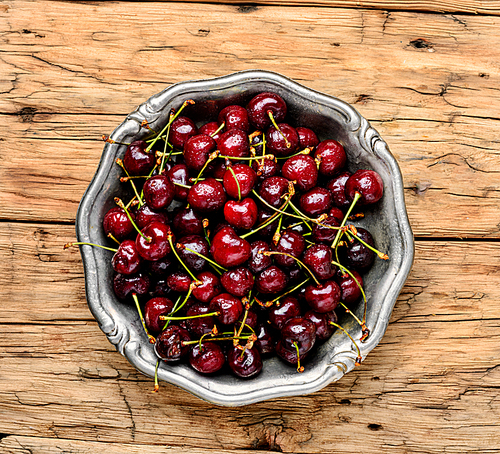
[76,70,414,406]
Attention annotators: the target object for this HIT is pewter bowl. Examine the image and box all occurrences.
[76,70,414,406]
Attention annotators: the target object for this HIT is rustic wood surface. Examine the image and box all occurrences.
[1,1,499,453]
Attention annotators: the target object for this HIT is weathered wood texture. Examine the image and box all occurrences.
[1,2,500,237]
[1,223,500,453]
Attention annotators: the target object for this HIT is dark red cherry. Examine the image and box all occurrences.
[136,221,173,261]
[123,140,155,176]
[177,235,209,272]
[276,317,316,364]
[187,178,227,213]
[258,176,289,208]
[345,169,384,205]
[344,227,375,271]
[170,116,198,150]
[192,271,221,303]
[299,187,333,217]
[143,175,175,210]
[155,325,191,362]
[224,198,258,230]
[254,323,275,355]
[183,134,217,172]
[148,255,175,276]
[329,207,344,222]
[248,240,272,274]
[304,310,337,341]
[218,129,250,158]
[210,226,251,268]
[273,230,306,268]
[281,154,318,191]
[189,342,226,374]
[326,171,352,209]
[221,267,254,297]
[172,208,203,236]
[144,297,174,334]
[247,92,287,130]
[112,239,142,275]
[209,293,243,325]
[150,279,174,298]
[268,296,301,330]
[199,121,222,143]
[113,273,150,300]
[211,160,229,180]
[185,303,216,337]
[337,270,363,304]
[255,209,278,239]
[315,139,347,176]
[304,280,341,313]
[135,204,169,230]
[103,207,134,241]
[168,163,190,200]
[303,244,336,280]
[296,127,319,150]
[255,265,288,294]
[312,215,341,244]
[239,309,258,330]
[252,158,280,183]
[167,271,191,293]
[228,346,263,378]
[265,123,299,157]
[223,164,257,199]
[218,105,250,133]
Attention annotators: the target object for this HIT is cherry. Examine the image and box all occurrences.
[273,230,306,267]
[123,140,156,176]
[176,235,209,272]
[143,175,175,211]
[187,178,227,213]
[329,207,344,222]
[304,310,337,341]
[211,160,229,180]
[268,296,301,330]
[218,105,250,133]
[296,127,319,149]
[228,346,263,378]
[166,271,191,293]
[276,317,316,366]
[265,123,299,157]
[172,208,203,236]
[304,280,341,313]
[344,227,375,271]
[170,116,198,150]
[255,265,288,294]
[189,342,226,374]
[252,158,280,182]
[248,240,272,274]
[254,323,275,355]
[135,204,169,230]
[247,92,287,130]
[238,309,258,330]
[144,297,174,334]
[210,226,251,268]
[150,278,174,298]
[199,121,223,143]
[258,176,289,208]
[281,154,318,191]
[155,325,191,361]
[326,171,352,209]
[103,207,134,241]
[254,209,278,239]
[299,187,333,217]
[312,215,341,244]
[303,244,336,280]
[209,293,243,325]
[183,134,217,172]
[168,163,190,200]
[224,198,258,230]
[223,164,257,199]
[136,221,173,261]
[112,239,142,275]
[148,255,175,276]
[221,267,254,297]
[113,273,150,300]
[345,169,384,205]
[218,129,250,158]
[185,303,216,337]
[337,270,363,304]
[192,271,221,303]
[315,139,346,176]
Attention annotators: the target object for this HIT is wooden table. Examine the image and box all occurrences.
[2,1,500,452]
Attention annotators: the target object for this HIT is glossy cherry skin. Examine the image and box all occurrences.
[329,207,345,223]
[265,123,299,157]
[136,221,173,261]
[223,164,257,199]
[155,325,191,362]
[255,209,278,239]
[252,158,280,182]
[303,244,336,280]
[113,273,150,300]
[166,271,191,293]
[228,346,263,378]
[238,309,258,330]
[255,265,288,294]
[248,240,272,274]
[177,235,209,272]
[112,239,142,275]
[218,129,250,158]
[326,171,352,209]
[199,121,222,143]
[144,297,174,334]
[296,127,319,150]
[183,134,217,172]
[268,296,301,330]
[210,226,251,268]
[254,323,276,355]
[168,163,190,200]
[344,227,375,271]
[123,140,156,176]
[224,198,258,230]
[172,208,203,236]
[281,154,318,191]
[103,207,134,241]
[312,215,341,244]
[211,160,229,180]
[187,178,227,213]
[247,92,287,130]
[276,317,316,364]
[218,105,250,133]
[337,270,363,304]
[314,139,347,176]
[209,293,243,325]
[273,230,306,268]
[189,342,226,374]
[143,175,175,211]
[304,280,341,313]
[299,187,333,217]
[258,176,289,208]
[185,303,216,337]
[192,271,222,303]
[345,169,384,205]
[135,204,169,230]
[221,267,254,297]
[170,116,198,150]
[304,310,338,341]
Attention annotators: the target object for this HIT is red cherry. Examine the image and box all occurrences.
[123,140,155,176]
[345,169,384,205]
[327,171,352,209]
[170,116,198,150]
[223,164,257,199]
[337,270,363,304]
[281,154,318,191]
[143,175,175,211]
[113,273,150,301]
[272,230,306,268]
[112,239,142,275]
[304,280,341,313]
[299,187,333,217]
[296,127,319,149]
[189,343,226,374]
[209,293,243,325]
[265,123,299,157]
[144,297,174,334]
[228,346,262,378]
[187,178,227,213]
[136,221,173,261]
[199,121,222,143]
[192,271,222,303]
[224,198,258,230]
[218,129,250,158]
[315,140,347,176]
[304,310,337,341]
[258,176,289,208]
[183,134,217,172]
[268,296,301,330]
[247,92,287,130]
[167,163,190,200]
[303,244,336,280]
[172,208,203,236]
[135,204,169,230]
[155,325,191,362]
[220,267,254,297]
[209,226,251,268]
[218,105,250,133]
[166,271,191,293]
[255,265,288,294]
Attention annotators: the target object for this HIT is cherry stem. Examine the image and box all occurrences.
[116,159,143,207]
[132,293,156,344]
[218,154,275,161]
[107,233,121,245]
[272,214,283,245]
[267,110,291,148]
[102,135,131,146]
[173,182,192,189]
[146,99,195,152]
[203,219,211,246]
[210,122,225,137]
[275,147,311,159]
[181,334,253,347]
[226,165,242,201]
[329,322,362,366]
[345,228,389,260]
[287,201,314,230]
[167,235,198,282]
[153,359,160,393]
[159,110,174,174]
[251,189,303,222]
[194,151,219,185]
[292,341,304,373]
[177,244,228,273]
[159,311,220,321]
[269,277,310,305]
[161,295,183,331]
[63,242,117,252]
[261,251,321,286]
[114,198,151,242]
[331,192,361,250]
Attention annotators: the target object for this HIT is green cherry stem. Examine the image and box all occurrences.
[260,251,321,286]
[114,197,151,242]
[210,122,225,137]
[159,311,220,321]
[63,242,117,252]
[226,165,242,201]
[107,233,121,245]
[275,147,312,159]
[292,341,304,373]
[159,110,174,174]
[331,192,361,250]
[181,334,254,347]
[268,277,310,305]
[329,321,362,366]
[194,150,219,185]
[116,158,143,207]
[168,235,199,282]
[176,244,228,273]
[267,110,291,148]
[132,293,156,344]
[345,227,389,260]
[153,359,160,393]
[161,295,183,331]
[250,189,303,222]
[218,154,275,161]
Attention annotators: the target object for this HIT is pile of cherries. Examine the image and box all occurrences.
[70,92,387,383]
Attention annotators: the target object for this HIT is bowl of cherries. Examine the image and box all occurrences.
[73,70,414,406]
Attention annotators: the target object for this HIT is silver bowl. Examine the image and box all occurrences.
[76,70,414,406]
